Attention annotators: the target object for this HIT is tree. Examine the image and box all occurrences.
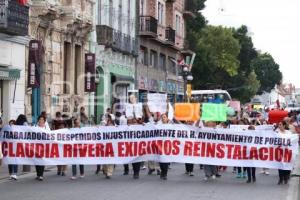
[226,25,260,102]
[251,53,282,94]
[191,25,240,89]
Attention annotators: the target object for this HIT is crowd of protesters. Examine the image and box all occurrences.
[0,96,299,185]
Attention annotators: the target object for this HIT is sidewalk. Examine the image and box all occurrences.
[0,164,32,180]
[0,164,58,180]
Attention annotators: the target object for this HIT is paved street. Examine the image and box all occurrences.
[0,164,299,200]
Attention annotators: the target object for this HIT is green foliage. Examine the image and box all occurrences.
[251,53,283,94]
[185,2,282,102]
[191,25,240,89]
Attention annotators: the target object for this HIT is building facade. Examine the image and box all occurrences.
[94,0,138,122]
[137,0,194,103]
[27,0,94,123]
[0,0,29,123]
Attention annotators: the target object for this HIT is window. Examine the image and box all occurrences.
[63,42,71,94]
[159,53,166,71]
[176,14,181,35]
[168,57,176,74]
[140,0,146,16]
[74,45,82,94]
[139,46,148,65]
[150,50,158,68]
[157,1,165,25]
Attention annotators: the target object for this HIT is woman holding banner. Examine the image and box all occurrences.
[125,95,143,179]
[53,112,68,176]
[159,113,171,180]
[276,121,292,185]
[203,121,218,181]
[102,114,116,179]
[35,115,50,181]
[246,125,256,183]
[71,118,85,180]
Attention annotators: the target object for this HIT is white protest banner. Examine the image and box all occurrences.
[147,93,167,113]
[0,124,298,170]
[229,125,274,131]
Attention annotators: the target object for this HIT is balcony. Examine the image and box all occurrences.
[165,27,175,46]
[96,25,113,46]
[122,34,131,55]
[96,25,137,56]
[30,0,61,21]
[139,16,157,38]
[131,38,138,57]
[183,0,197,18]
[0,0,29,36]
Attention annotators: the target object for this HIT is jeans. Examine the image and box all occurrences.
[204,165,218,177]
[8,165,18,175]
[124,164,129,173]
[35,165,45,177]
[246,167,256,181]
[237,167,246,173]
[185,163,194,173]
[132,162,141,175]
[72,165,84,176]
[278,170,291,182]
[159,163,169,177]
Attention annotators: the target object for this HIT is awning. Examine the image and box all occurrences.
[0,67,21,80]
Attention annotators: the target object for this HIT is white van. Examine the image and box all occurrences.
[191,90,232,103]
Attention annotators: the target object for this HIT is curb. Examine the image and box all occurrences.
[0,166,55,181]
[287,152,300,200]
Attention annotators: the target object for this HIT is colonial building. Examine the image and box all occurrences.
[94,0,138,122]
[0,0,29,123]
[27,0,94,123]
[137,0,195,103]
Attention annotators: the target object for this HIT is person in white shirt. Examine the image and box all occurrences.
[276,121,292,185]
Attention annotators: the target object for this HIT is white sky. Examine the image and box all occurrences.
[202,0,300,87]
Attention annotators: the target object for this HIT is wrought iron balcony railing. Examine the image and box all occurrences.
[0,0,29,36]
[139,16,157,37]
[165,26,175,45]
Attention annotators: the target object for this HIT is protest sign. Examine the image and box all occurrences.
[0,124,298,170]
[229,101,241,112]
[174,103,200,121]
[147,93,167,113]
[125,103,143,119]
[201,103,227,122]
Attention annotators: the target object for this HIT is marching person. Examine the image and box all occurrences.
[159,113,171,180]
[276,121,292,185]
[246,125,256,183]
[8,120,18,180]
[80,106,89,126]
[102,114,116,179]
[7,115,28,181]
[71,118,85,180]
[40,111,50,130]
[147,112,161,176]
[185,120,195,176]
[203,121,218,181]
[35,115,50,181]
[52,112,67,176]
[125,95,143,179]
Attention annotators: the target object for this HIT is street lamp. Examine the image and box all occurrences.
[178,65,193,102]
